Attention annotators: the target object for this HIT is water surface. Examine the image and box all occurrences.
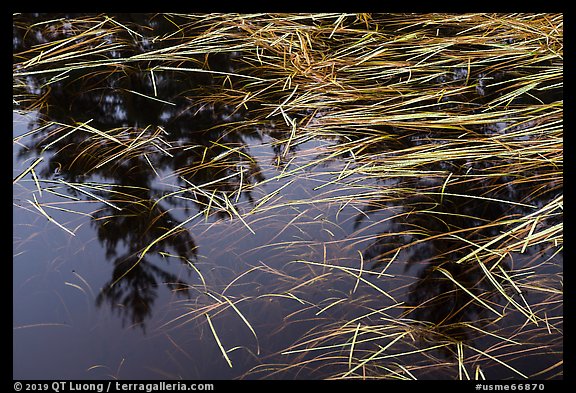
[13,13,562,380]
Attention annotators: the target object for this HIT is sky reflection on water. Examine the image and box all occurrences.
[13,13,562,380]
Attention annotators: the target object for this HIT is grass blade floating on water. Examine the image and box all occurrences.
[205,313,233,368]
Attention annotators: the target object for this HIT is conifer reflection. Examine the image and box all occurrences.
[358,155,558,354]
[13,13,265,329]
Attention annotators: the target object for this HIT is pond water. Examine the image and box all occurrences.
[12,111,400,379]
[13,13,562,380]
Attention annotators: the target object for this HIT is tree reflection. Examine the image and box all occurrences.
[13,13,266,330]
[13,13,561,342]
[356,139,559,356]
[92,163,197,331]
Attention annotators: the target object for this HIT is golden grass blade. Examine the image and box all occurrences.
[205,313,233,368]
[157,66,268,82]
[80,122,124,145]
[456,341,471,380]
[123,89,177,106]
[158,251,206,291]
[462,322,520,345]
[13,156,43,184]
[59,180,121,211]
[475,256,538,325]
[267,84,299,118]
[475,365,486,380]
[342,332,408,378]
[110,210,203,287]
[28,194,76,237]
[465,344,528,379]
[352,250,364,294]
[315,298,347,316]
[295,260,396,302]
[30,169,42,196]
[348,322,361,370]
[435,267,502,317]
[222,191,255,234]
[214,293,260,355]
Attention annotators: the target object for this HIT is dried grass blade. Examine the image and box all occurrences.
[342,332,408,378]
[295,260,396,302]
[59,180,121,211]
[13,156,43,184]
[110,210,203,287]
[205,313,233,368]
[348,322,361,370]
[435,267,502,317]
[465,344,528,379]
[124,89,176,106]
[28,194,75,237]
[219,293,260,355]
[222,192,255,234]
[157,66,267,81]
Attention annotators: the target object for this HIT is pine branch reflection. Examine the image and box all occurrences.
[14,14,267,330]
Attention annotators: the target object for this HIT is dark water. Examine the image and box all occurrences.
[13,13,562,380]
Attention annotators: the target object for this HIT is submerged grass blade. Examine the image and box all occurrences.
[208,292,260,355]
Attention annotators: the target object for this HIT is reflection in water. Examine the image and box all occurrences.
[93,183,197,331]
[354,138,561,366]
[13,13,562,379]
[386,185,512,345]
[13,13,273,330]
